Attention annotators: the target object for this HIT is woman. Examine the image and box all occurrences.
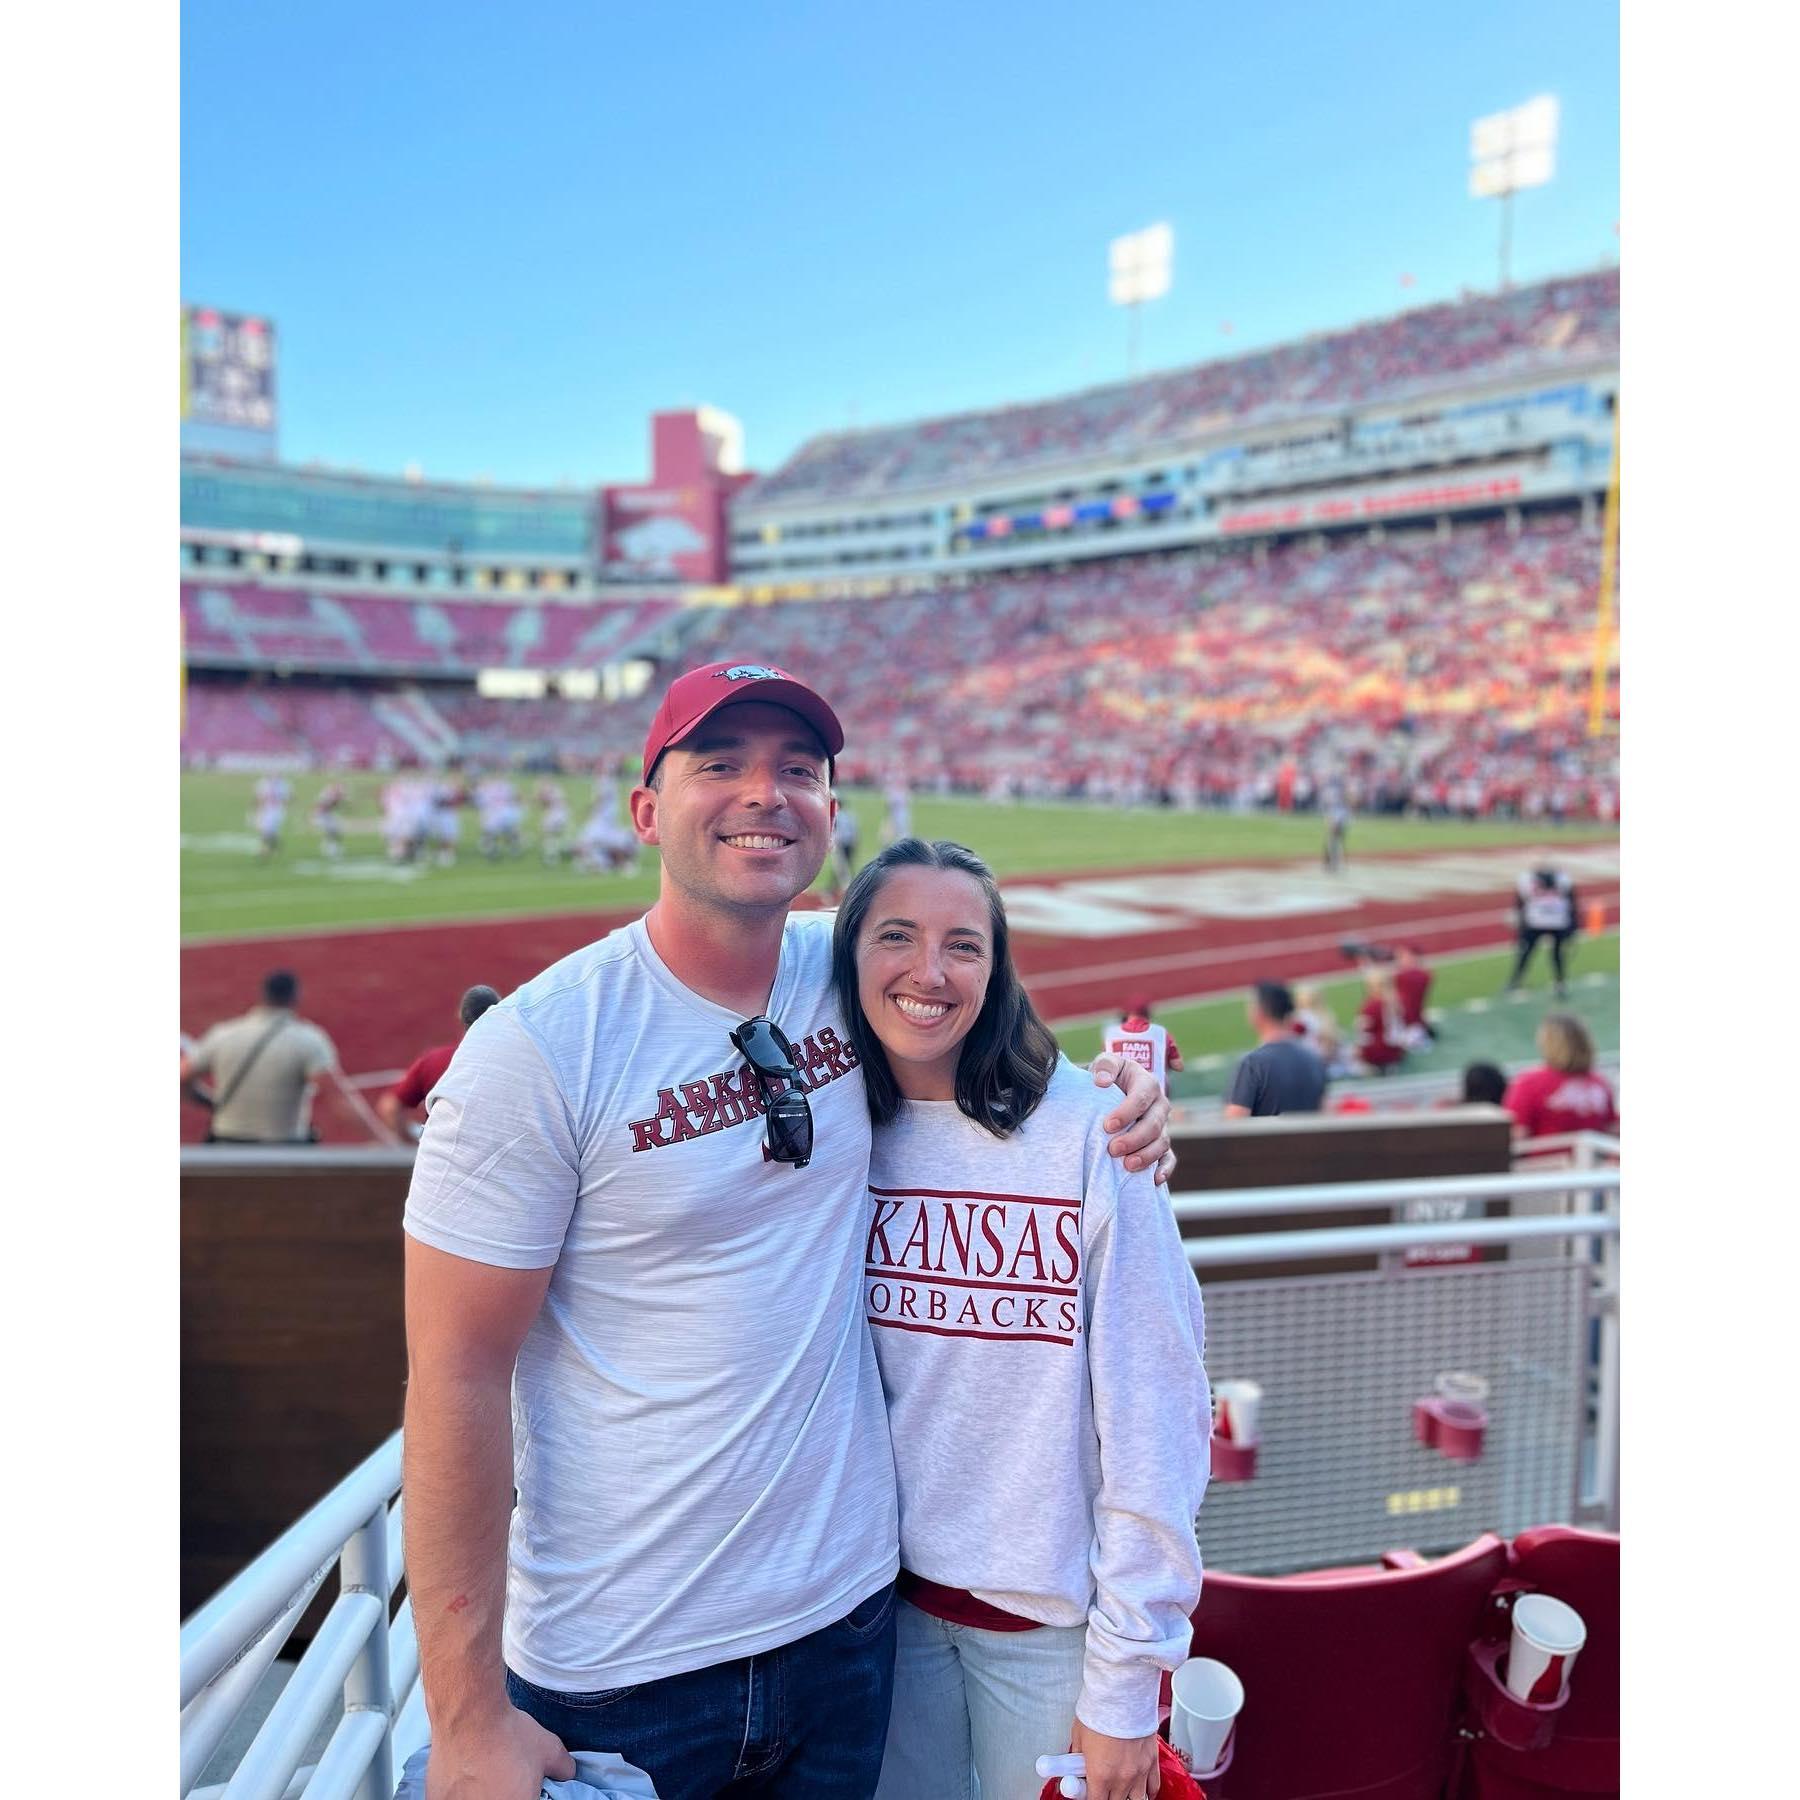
[1503,1012,1619,1143]
[1352,962,1407,1075]
[833,838,1210,1800]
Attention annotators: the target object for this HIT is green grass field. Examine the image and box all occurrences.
[181,770,1612,940]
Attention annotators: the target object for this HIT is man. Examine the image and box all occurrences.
[1505,864,1579,998]
[253,773,290,859]
[402,661,1171,1800]
[181,969,338,1144]
[1223,981,1327,1119]
[312,780,348,860]
[824,795,860,901]
[1321,781,1350,872]
[377,984,502,1140]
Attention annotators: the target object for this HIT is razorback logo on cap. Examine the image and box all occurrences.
[719,664,784,683]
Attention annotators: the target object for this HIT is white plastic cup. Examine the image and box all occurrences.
[1436,1370,1491,1405]
[1170,1656,1244,1777]
[1214,1379,1263,1445]
[1505,1593,1586,1704]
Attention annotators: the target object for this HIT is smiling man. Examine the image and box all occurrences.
[400,661,1173,1800]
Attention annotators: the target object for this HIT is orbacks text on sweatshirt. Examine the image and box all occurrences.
[864,1060,1211,1738]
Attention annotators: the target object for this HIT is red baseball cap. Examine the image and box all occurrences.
[641,661,845,781]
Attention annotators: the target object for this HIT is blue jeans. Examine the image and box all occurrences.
[874,1599,1088,1800]
[505,1581,898,1799]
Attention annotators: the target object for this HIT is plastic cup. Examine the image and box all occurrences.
[1506,1593,1586,1703]
[1170,1656,1244,1777]
[1214,1379,1263,1445]
[1436,1370,1490,1404]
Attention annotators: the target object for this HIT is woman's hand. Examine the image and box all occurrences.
[1090,1054,1176,1186]
[1069,1716,1161,1800]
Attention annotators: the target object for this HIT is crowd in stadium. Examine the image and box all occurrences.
[184,509,1618,820]
[743,270,1618,504]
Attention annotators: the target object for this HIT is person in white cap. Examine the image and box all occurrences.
[401,661,1175,1800]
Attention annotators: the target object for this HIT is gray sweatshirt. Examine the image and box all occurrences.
[864,1060,1211,1738]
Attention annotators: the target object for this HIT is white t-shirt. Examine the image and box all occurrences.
[1520,873,1575,932]
[403,911,899,1692]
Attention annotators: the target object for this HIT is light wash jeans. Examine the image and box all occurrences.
[875,1597,1087,1800]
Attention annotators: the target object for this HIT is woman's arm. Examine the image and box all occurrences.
[1075,1155,1211,1773]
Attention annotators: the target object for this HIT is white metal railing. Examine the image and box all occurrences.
[1182,1168,1621,1530]
[181,1433,419,1800]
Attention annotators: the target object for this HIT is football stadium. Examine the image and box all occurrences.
[181,253,1624,1796]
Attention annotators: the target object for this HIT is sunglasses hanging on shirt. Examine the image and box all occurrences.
[729,1015,815,1169]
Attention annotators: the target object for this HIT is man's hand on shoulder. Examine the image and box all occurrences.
[1090,1053,1176,1187]
[425,1704,575,1800]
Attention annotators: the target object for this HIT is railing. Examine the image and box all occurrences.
[180,1435,423,1800]
[1182,1165,1620,1550]
[183,1163,1620,1792]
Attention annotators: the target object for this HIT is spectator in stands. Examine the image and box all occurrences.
[1352,963,1408,1076]
[398,661,1171,1800]
[1393,944,1437,1046]
[1460,1061,1508,1106]
[1225,981,1328,1118]
[180,970,338,1145]
[376,984,502,1140]
[1503,1013,1619,1140]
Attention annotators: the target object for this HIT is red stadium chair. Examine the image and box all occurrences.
[1185,1534,1508,1800]
[1454,1527,1619,1800]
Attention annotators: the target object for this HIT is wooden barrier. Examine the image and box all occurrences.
[180,1108,1515,1618]
[1168,1104,1516,1278]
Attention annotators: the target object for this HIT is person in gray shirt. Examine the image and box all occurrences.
[181,968,338,1143]
[1224,981,1328,1119]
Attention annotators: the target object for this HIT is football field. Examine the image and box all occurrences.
[181,771,1618,1136]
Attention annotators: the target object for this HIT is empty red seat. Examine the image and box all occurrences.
[1185,1534,1509,1800]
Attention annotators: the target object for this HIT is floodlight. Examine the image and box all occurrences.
[1468,96,1560,287]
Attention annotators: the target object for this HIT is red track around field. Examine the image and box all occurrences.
[181,844,1617,1143]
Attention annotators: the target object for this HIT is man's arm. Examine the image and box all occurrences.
[178,1050,214,1111]
[404,1240,576,1799]
[1088,1053,1175,1185]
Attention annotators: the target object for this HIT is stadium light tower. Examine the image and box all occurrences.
[1109,223,1173,375]
[1469,95,1559,290]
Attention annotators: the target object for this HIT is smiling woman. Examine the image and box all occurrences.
[833,837,1059,1133]
[829,835,1211,1800]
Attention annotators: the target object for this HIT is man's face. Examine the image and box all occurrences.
[632,701,835,916]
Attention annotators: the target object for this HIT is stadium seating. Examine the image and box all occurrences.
[179,585,679,676]
[745,272,1618,504]
[1185,1533,1511,1800]
[683,512,1620,814]
[182,512,1620,804]
[1455,1527,1620,1799]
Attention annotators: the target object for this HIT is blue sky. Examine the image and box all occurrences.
[180,0,1618,487]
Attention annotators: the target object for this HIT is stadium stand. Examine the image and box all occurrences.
[683,511,1619,812]
[183,510,1618,807]
[743,271,1617,504]
[179,585,679,675]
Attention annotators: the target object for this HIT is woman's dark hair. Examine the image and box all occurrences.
[832,837,1059,1137]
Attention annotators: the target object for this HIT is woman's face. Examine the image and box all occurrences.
[855,865,994,1099]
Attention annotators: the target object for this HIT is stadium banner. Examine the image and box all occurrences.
[600,482,727,583]
[182,304,279,456]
